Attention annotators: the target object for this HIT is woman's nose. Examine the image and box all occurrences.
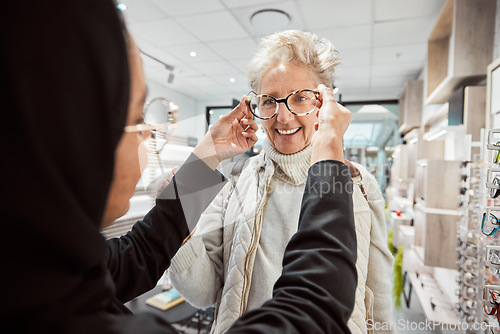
[276,103,295,124]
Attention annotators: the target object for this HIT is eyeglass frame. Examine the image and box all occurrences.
[487,246,500,269]
[246,89,320,120]
[482,207,500,237]
[487,168,500,198]
[483,286,500,322]
[124,97,179,136]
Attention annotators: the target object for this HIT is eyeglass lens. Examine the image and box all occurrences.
[249,90,317,119]
[144,97,178,152]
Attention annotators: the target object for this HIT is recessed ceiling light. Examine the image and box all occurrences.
[229,77,236,83]
[189,51,197,57]
[250,9,291,34]
[117,3,127,11]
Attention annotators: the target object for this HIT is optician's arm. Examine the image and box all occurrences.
[228,160,357,334]
[106,153,227,302]
[106,96,258,302]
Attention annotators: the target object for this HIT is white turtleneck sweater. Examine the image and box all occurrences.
[247,140,312,311]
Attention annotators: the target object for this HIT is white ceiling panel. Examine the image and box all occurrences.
[371,62,421,78]
[338,48,371,67]
[120,0,168,24]
[316,25,372,51]
[149,0,225,17]
[228,58,252,74]
[373,17,436,47]
[191,60,240,75]
[123,0,450,103]
[167,43,223,63]
[211,73,248,88]
[221,0,280,8]
[176,11,250,42]
[369,85,404,98]
[371,76,409,88]
[336,77,370,90]
[173,62,204,77]
[374,0,446,22]
[298,0,372,30]
[129,19,199,46]
[335,65,371,80]
[207,38,259,60]
[372,43,427,65]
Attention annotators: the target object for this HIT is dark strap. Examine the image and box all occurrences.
[344,160,368,201]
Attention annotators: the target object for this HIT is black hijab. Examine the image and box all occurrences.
[1,0,129,331]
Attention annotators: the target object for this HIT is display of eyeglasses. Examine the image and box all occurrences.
[476,129,500,333]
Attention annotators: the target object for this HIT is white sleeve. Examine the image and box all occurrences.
[169,183,229,308]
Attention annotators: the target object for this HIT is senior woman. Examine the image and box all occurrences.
[169,30,394,334]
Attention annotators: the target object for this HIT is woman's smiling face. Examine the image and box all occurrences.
[259,62,319,155]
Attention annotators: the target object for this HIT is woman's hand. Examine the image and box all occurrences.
[311,84,352,165]
[194,96,258,170]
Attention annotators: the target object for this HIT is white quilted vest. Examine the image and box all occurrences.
[209,154,374,334]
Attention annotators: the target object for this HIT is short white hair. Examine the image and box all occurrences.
[246,30,341,92]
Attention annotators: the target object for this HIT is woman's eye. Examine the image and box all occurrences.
[262,98,275,106]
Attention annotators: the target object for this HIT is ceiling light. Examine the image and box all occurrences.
[116,3,127,11]
[229,77,236,83]
[189,51,197,57]
[250,9,291,34]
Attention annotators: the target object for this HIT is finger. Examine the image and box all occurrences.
[241,118,258,131]
[222,95,248,122]
[249,133,258,143]
[317,84,336,105]
[242,132,258,144]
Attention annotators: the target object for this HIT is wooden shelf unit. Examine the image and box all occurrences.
[415,159,460,209]
[414,204,460,269]
[399,80,423,135]
[426,0,496,104]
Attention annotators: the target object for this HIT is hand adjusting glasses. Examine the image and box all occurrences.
[246,89,319,120]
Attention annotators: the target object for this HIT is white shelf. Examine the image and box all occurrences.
[408,272,460,325]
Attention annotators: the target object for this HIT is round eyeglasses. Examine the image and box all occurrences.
[482,212,500,237]
[124,97,178,152]
[246,89,319,120]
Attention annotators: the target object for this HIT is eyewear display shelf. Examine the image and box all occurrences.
[402,159,462,326]
[478,127,500,334]
[455,141,489,333]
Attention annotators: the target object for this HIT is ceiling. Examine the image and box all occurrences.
[122,0,446,104]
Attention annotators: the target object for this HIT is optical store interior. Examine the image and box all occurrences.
[98,0,500,333]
